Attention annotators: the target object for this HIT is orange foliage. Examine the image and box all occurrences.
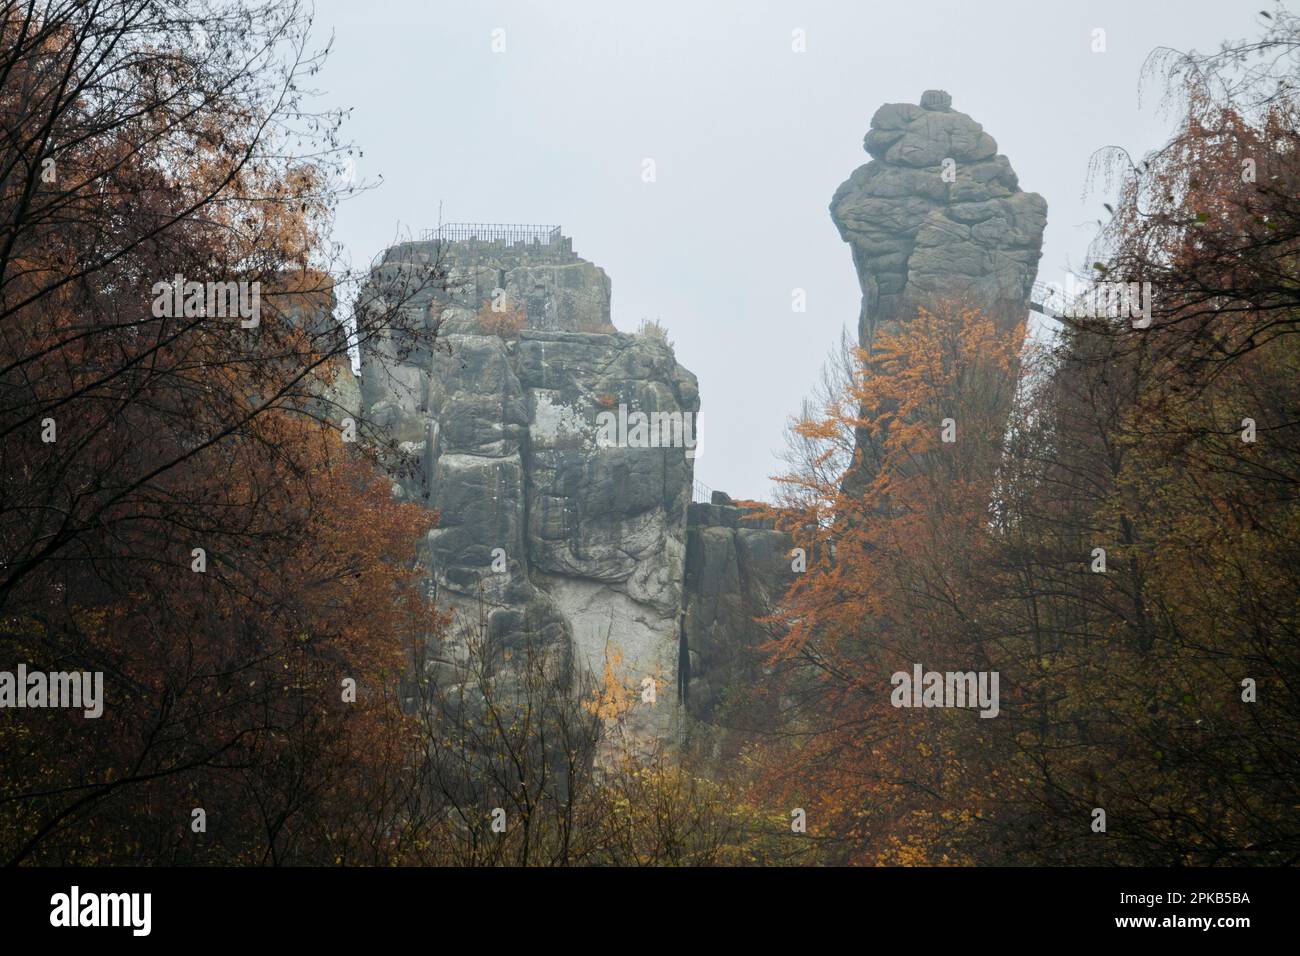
[753,304,1023,864]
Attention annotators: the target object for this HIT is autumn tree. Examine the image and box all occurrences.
[747,8,1300,866]
[752,304,1024,864]
[0,0,443,864]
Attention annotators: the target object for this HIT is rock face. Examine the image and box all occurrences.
[431,229,613,334]
[830,91,1046,497]
[682,494,792,723]
[831,90,1047,346]
[354,95,1049,757]
[357,229,698,755]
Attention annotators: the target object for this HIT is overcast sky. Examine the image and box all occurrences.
[310,0,1268,500]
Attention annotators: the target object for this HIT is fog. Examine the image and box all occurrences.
[311,0,1262,498]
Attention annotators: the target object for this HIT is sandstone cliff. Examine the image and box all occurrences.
[358,229,697,754]
[353,92,1048,756]
[831,90,1046,344]
[830,90,1046,496]
[683,494,791,724]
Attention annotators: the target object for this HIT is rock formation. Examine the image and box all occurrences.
[682,494,792,723]
[428,225,613,334]
[357,227,698,755]
[831,90,1047,345]
[352,95,1047,756]
[830,90,1046,494]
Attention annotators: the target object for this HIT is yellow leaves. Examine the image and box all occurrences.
[771,301,1020,666]
[581,648,636,723]
[755,300,1031,863]
[793,416,841,442]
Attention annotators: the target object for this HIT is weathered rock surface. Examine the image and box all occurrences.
[682,494,792,723]
[830,92,1046,498]
[435,232,613,334]
[831,90,1047,346]
[358,232,696,754]
[352,95,1049,756]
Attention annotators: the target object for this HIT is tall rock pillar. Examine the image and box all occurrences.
[830,90,1046,490]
